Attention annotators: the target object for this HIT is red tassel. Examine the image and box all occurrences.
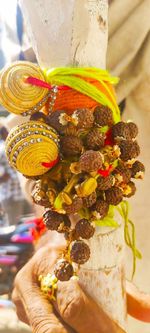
[26,76,52,89]
[98,165,113,177]
[105,128,114,146]
[25,76,70,91]
[41,157,59,169]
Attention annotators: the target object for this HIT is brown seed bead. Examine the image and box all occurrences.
[86,128,105,150]
[63,197,83,214]
[119,140,140,161]
[93,199,109,219]
[47,110,67,134]
[32,183,50,208]
[70,240,90,264]
[64,123,78,136]
[57,216,71,233]
[43,210,70,231]
[30,112,49,124]
[83,191,97,207]
[131,161,145,179]
[54,260,74,281]
[79,150,103,172]
[123,181,136,198]
[64,229,79,242]
[105,186,123,205]
[114,165,132,183]
[32,190,50,208]
[112,122,131,141]
[97,175,114,190]
[75,219,95,239]
[73,108,94,129]
[127,122,138,139]
[94,105,113,127]
[60,135,83,157]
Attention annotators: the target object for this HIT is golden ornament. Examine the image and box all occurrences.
[0,61,49,116]
[5,120,59,176]
[39,273,58,300]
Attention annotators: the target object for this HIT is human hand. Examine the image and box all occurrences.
[12,243,127,333]
[12,243,150,333]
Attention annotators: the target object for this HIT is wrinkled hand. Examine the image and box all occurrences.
[12,244,150,333]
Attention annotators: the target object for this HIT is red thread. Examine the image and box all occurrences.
[41,157,59,169]
[105,128,114,146]
[26,76,51,89]
[59,85,71,91]
[98,165,113,177]
[26,76,70,91]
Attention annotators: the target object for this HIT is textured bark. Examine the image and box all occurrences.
[21,0,127,330]
[79,218,127,330]
[21,0,108,68]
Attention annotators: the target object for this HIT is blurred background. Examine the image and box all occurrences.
[0,0,150,332]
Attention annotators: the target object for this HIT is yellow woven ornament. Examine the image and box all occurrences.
[5,121,59,176]
[0,61,49,116]
[39,273,58,300]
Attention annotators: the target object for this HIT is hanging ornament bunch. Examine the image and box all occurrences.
[0,61,145,299]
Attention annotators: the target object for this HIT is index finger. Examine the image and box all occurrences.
[14,264,72,333]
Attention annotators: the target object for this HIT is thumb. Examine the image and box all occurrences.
[55,279,126,333]
[127,280,150,322]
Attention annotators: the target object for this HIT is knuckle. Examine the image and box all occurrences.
[11,288,18,304]
[31,315,65,333]
[16,308,24,323]
[62,289,85,322]
[14,260,33,289]
[12,289,27,324]
[14,268,26,290]
[14,269,23,287]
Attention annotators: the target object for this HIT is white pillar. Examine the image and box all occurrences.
[21,0,127,330]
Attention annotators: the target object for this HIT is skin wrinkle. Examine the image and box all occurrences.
[13,247,73,333]
[13,293,29,325]
[53,308,77,333]
[57,282,85,321]
[31,316,67,333]
[12,238,150,333]
[18,285,70,333]
[56,280,122,333]
[13,246,114,333]
[13,289,72,333]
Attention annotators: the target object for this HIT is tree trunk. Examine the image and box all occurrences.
[21,0,127,330]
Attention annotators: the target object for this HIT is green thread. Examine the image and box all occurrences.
[78,207,91,220]
[43,67,120,123]
[94,217,119,228]
[117,201,142,278]
[93,201,141,278]
[94,205,119,228]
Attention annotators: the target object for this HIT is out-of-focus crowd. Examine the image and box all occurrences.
[0,0,37,227]
[0,122,33,226]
